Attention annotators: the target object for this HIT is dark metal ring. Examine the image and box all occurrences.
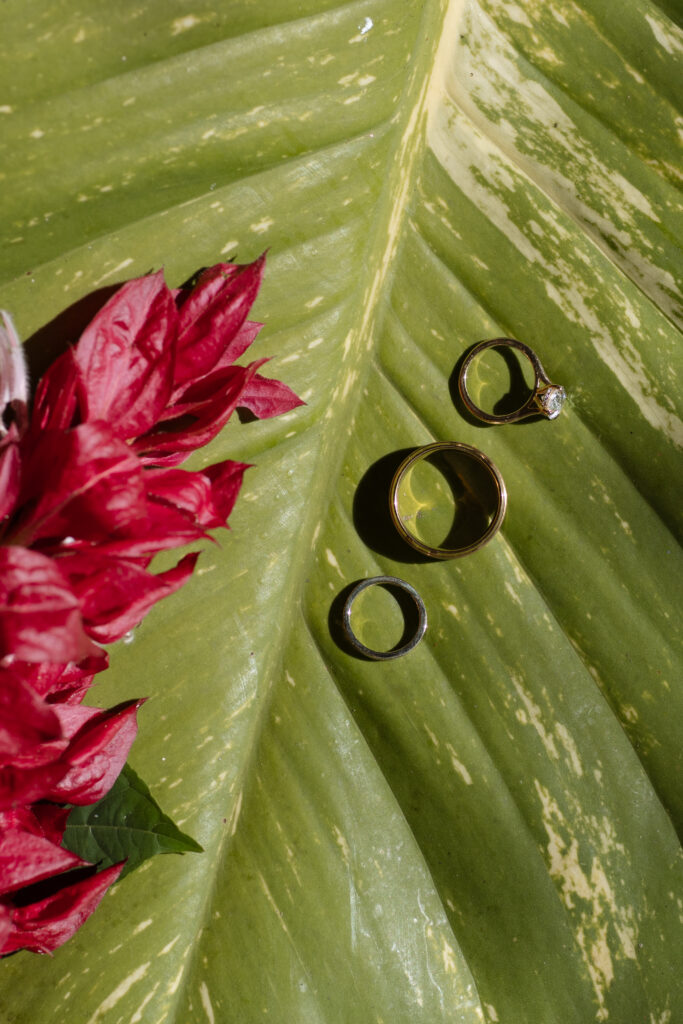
[458,338,566,424]
[341,576,427,661]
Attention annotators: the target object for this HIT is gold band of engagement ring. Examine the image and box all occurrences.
[341,576,428,660]
[389,442,507,559]
[458,338,566,424]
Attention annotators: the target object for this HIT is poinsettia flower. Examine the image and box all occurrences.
[0,253,303,955]
[0,861,124,955]
[7,254,302,471]
[46,256,304,465]
[0,256,301,662]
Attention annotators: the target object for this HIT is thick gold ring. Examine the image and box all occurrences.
[458,338,566,424]
[389,441,507,559]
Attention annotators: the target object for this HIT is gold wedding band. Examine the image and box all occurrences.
[458,338,566,424]
[389,442,507,559]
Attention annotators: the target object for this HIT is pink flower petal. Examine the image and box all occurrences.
[0,807,86,896]
[29,349,79,434]
[62,551,199,644]
[0,437,20,528]
[173,256,265,388]
[13,422,146,547]
[17,654,107,705]
[134,362,259,463]
[0,861,124,955]
[0,546,100,664]
[143,460,248,531]
[47,700,145,805]
[74,271,178,439]
[238,371,305,420]
[203,460,250,524]
[0,668,66,768]
[0,761,71,811]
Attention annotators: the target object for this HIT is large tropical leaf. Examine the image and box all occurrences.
[1,1,681,1021]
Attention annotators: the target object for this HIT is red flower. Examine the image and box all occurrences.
[29,255,304,464]
[0,669,142,955]
[0,256,302,664]
[0,254,302,954]
[0,763,124,957]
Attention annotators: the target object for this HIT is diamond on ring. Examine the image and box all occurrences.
[535,384,566,420]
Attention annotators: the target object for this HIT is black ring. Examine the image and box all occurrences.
[341,576,427,661]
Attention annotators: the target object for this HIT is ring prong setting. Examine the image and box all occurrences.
[534,384,566,420]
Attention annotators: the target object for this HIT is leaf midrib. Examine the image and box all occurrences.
[167,0,461,1016]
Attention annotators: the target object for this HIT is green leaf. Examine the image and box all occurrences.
[0,1,681,1023]
[62,764,203,880]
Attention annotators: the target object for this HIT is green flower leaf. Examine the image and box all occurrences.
[62,764,203,881]
[0,1,681,1022]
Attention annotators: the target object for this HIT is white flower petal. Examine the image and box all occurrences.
[0,310,29,436]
